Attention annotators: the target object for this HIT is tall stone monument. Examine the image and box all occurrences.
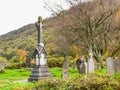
[87,49,94,73]
[28,16,51,82]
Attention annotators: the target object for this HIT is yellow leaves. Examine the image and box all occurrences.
[116,51,120,58]
[17,49,27,62]
[0,56,8,63]
[6,51,11,56]
[103,51,110,59]
[69,45,80,58]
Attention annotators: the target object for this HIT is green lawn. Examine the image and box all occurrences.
[0,68,31,81]
[0,67,78,81]
[49,67,78,78]
[0,67,120,90]
[0,67,78,90]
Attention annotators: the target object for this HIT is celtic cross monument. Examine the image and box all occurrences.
[28,16,51,82]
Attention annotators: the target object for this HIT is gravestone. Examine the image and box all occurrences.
[28,16,51,82]
[106,57,115,75]
[87,50,94,73]
[79,56,87,74]
[114,57,120,73]
[26,53,31,69]
[76,59,81,71]
[62,59,69,79]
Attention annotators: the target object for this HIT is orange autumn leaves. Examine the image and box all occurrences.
[16,49,27,62]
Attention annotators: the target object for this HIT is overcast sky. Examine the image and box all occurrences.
[0,0,68,35]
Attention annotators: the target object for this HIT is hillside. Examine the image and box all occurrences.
[0,24,36,41]
[0,0,120,63]
[0,24,37,50]
[0,18,53,63]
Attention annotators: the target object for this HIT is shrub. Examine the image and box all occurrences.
[5,62,25,69]
[11,82,33,90]
[47,57,64,68]
[32,74,120,90]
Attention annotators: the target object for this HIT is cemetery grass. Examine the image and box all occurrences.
[0,67,78,90]
[1,68,120,90]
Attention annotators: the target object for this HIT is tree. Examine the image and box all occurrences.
[17,49,27,63]
[45,0,120,69]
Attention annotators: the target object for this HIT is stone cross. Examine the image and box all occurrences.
[28,16,51,82]
[62,59,69,79]
[35,16,43,44]
[34,16,47,66]
[87,49,94,73]
[79,56,87,74]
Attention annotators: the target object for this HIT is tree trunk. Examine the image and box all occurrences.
[97,61,101,70]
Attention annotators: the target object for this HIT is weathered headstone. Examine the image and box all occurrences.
[114,57,120,73]
[76,59,81,70]
[62,59,69,79]
[106,57,115,75]
[87,50,94,73]
[79,56,87,74]
[26,53,31,69]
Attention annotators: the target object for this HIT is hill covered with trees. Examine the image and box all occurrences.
[0,0,120,69]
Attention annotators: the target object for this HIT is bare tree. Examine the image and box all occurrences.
[45,0,120,69]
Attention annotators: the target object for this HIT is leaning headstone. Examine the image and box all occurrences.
[79,56,87,74]
[76,59,81,70]
[26,53,31,69]
[62,59,69,79]
[106,57,115,75]
[114,57,120,73]
[87,50,94,73]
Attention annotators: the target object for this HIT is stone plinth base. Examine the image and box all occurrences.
[28,65,51,82]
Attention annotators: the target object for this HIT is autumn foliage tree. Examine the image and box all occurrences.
[16,49,27,63]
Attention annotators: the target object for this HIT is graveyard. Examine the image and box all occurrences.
[0,0,120,90]
[0,67,120,89]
